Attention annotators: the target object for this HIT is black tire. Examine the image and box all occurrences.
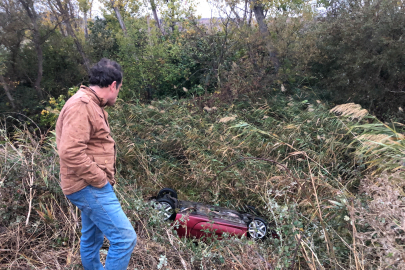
[246,205,261,216]
[157,188,178,199]
[156,198,176,221]
[247,217,268,240]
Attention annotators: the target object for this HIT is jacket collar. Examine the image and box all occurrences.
[80,85,108,107]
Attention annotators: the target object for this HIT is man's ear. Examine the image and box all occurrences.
[110,81,117,91]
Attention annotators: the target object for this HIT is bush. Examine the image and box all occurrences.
[309,0,405,120]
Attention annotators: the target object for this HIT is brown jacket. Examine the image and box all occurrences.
[56,86,116,195]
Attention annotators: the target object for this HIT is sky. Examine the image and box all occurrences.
[194,0,218,18]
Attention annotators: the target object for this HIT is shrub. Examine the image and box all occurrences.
[309,0,405,121]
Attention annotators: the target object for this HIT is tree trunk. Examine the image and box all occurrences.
[89,1,92,19]
[109,0,126,35]
[170,1,175,33]
[147,15,153,46]
[68,0,77,29]
[52,0,91,74]
[19,0,44,99]
[11,44,20,78]
[150,0,165,35]
[0,75,16,109]
[114,6,127,35]
[65,21,91,74]
[252,1,267,34]
[33,37,44,99]
[230,5,242,27]
[243,0,248,25]
[248,8,252,26]
[251,0,280,72]
[83,11,88,39]
[58,23,67,36]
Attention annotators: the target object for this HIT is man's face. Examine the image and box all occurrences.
[107,81,122,106]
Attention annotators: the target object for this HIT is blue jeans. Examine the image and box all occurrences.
[66,183,137,270]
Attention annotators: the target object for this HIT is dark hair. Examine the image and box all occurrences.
[89,58,123,88]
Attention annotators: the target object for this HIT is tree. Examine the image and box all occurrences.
[0,0,26,76]
[0,0,26,108]
[100,0,134,35]
[310,0,405,119]
[18,0,46,99]
[78,0,92,39]
[149,0,164,35]
[251,0,280,71]
[0,47,16,109]
[48,0,92,74]
[110,0,127,35]
[217,0,281,71]
[1,0,61,101]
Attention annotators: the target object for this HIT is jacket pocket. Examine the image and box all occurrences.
[61,166,79,181]
[94,156,114,175]
[61,165,77,176]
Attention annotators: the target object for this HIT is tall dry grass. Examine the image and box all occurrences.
[1,99,404,269]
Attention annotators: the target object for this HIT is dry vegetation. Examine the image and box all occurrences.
[1,0,405,268]
[1,96,404,269]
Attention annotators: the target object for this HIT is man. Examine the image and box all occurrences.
[56,58,137,270]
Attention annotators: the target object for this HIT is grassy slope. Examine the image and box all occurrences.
[1,92,404,269]
[109,94,360,268]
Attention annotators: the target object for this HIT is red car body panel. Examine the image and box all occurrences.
[174,213,248,239]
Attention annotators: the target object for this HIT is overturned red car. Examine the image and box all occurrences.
[153,188,276,240]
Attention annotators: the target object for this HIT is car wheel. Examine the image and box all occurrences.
[246,205,261,216]
[156,198,176,221]
[248,217,267,240]
[157,188,178,199]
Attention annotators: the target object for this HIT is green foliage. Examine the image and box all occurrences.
[1,0,405,126]
[41,34,87,95]
[1,30,86,107]
[309,0,405,120]
[116,18,199,100]
[0,45,7,75]
[88,16,120,61]
[77,0,91,13]
[39,86,79,127]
